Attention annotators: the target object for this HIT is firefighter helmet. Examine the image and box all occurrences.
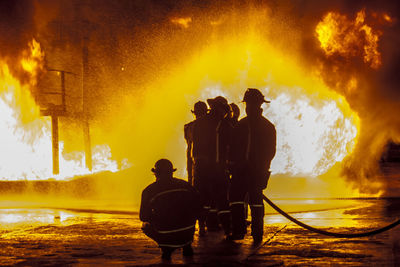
[151,159,177,174]
[191,101,208,116]
[207,96,228,108]
[242,88,270,105]
[207,96,230,115]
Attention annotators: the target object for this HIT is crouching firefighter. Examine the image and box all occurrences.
[140,159,202,260]
[228,88,276,243]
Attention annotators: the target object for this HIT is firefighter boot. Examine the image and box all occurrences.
[161,247,174,260]
[198,219,206,236]
[250,205,264,244]
[218,210,231,236]
[228,202,246,240]
[182,244,194,257]
[206,209,220,231]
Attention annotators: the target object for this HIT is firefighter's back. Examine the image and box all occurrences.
[145,178,200,231]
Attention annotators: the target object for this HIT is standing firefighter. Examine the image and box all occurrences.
[192,96,232,236]
[184,101,208,185]
[228,88,276,243]
[140,159,201,260]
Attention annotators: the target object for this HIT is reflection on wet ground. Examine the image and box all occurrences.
[0,198,399,266]
[266,198,393,228]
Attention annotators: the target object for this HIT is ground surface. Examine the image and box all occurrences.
[0,198,399,266]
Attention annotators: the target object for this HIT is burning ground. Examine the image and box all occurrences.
[0,0,399,204]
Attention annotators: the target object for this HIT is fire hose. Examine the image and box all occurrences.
[262,194,400,238]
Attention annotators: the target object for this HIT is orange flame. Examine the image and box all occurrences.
[170,17,192,28]
[21,39,45,78]
[316,10,382,69]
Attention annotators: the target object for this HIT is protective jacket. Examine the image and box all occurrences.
[140,177,201,247]
[230,115,276,188]
[192,114,231,166]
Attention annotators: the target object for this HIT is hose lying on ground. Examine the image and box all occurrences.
[263,194,400,238]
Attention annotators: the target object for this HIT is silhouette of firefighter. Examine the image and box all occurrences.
[184,101,208,185]
[228,88,276,243]
[191,96,232,236]
[140,159,201,260]
[228,102,251,223]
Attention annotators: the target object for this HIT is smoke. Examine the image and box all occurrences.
[290,0,400,193]
[0,0,35,55]
[0,0,38,84]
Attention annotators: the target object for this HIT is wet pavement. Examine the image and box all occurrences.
[0,198,399,266]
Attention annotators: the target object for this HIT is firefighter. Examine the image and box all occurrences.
[184,101,208,185]
[140,159,201,260]
[228,102,251,223]
[228,88,276,243]
[192,96,232,236]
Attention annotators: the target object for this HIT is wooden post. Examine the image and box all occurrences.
[51,115,59,175]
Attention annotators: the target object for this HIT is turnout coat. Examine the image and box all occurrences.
[140,177,201,247]
[230,115,276,189]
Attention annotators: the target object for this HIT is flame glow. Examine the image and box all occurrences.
[383,13,393,23]
[267,92,358,176]
[20,39,44,80]
[0,39,120,180]
[316,10,382,69]
[170,17,192,29]
[125,33,360,181]
[199,85,358,177]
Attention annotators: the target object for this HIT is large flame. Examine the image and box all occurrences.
[0,39,120,180]
[268,92,358,176]
[316,10,382,69]
[314,9,397,195]
[123,33,360,185]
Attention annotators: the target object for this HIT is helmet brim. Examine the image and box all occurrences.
[151,167,177,173]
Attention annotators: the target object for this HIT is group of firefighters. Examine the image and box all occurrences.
[140,88,276,260]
